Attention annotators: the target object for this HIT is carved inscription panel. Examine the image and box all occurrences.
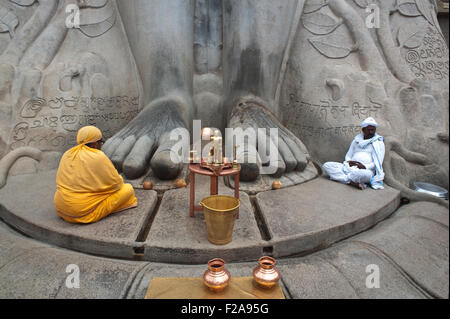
[403,26,449,81]
[8,95,140,152]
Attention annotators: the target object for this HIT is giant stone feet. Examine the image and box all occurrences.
[103,97,187,180]
[228,99,318,192]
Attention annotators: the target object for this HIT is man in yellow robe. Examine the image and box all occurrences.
[54,126,138,224]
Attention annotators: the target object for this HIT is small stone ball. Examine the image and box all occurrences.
[143,181,153,190]
[272,181,282,190]
[174,179,187,188]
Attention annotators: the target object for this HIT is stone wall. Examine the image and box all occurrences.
[438,14,449,46]
[0,0,448,198]
[0,0,143,160]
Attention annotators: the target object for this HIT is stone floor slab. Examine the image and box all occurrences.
[0,170,157,259]
[0,222,144,299]
[352,208,449,298]
[392,201,449,227]
[144,175,265,264]
[276,255,360,299]
[276,239,432,299]
[0,222,46,269]
[1,199,448,300]
[256,177,400,257]
[125,164,190,192]
[317,242,429,298]
[226,161,319,194]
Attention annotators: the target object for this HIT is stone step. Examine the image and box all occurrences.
[0,171,402,264]
[349,202,449,298]
[143,175,265,264]
[255,177,401,257]
[0,170,158,259]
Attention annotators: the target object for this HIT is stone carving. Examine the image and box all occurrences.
[0,0,141,181]
[302,11,342,35]
[0,146,42,189]
[304,0,328,14]
[398,0,423,16]
[403,26,449,80]
[78,0,116,38]
[398,24,427,49]
[9,0,37,6]
[0,6,18,37]
[0,0,447,204]
[308,26,357,59]
[282,0,448,205]
[104,0,315,186]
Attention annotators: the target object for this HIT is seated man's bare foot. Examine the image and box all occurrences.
[228,99,312,183]
[102,97,187,180]
[349,181,364,190]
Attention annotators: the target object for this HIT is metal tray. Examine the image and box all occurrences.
[413,182,448,200]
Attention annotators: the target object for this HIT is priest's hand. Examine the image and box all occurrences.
[348,161,366,170]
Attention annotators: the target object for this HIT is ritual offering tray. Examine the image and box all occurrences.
[200,159,233,176]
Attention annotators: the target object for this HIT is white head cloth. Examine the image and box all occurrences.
[361,117,378,128]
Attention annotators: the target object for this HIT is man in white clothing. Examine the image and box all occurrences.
[323,117,385,190]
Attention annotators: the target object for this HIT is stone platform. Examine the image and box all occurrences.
[0,169,402,264]
[0,200,447,298]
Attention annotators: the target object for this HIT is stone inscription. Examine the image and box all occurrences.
[23,111,140,131]
[405,27,449,80]
[298,124,362,138]
[286,94,382,121]
[20,96,139,118]
[9,95,140,151]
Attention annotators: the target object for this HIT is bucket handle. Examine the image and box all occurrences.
[198,198,241,212]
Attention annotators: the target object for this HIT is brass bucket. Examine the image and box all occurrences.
[200,195,240,245]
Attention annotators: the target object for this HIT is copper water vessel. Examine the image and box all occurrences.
[253,256,280,289]
[203,258,231,292]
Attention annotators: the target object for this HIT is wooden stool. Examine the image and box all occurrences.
[189,164,240,218]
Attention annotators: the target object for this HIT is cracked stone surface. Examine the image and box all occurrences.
[256,177,401,257]
[144,175,264,264]
[0,170,157,258]
[0,171,447,299]
[0,200,447,299]
[0,170,407,264]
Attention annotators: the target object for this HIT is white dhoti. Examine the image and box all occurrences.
[322,162,374,185]
[324,121,385,189]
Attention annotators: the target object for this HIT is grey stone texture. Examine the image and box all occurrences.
[351,203,449,298]
[277,241,431,299]
[1,0,448,199]
[0,0,142,154]
[0,0,448,300]
[256,177,401,257]
[226,161,318,195]
[0,170,157,259]
[0,221,143,299]
[1,199,447,299]
[392,201,449,226]
[144,175,265,264]
[0,170,410,265]
[281,0,449,201]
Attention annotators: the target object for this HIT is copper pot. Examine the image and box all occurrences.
[203,258,231,292]
[253,256,280,289]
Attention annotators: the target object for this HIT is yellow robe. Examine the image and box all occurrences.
[54,127,138,224]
